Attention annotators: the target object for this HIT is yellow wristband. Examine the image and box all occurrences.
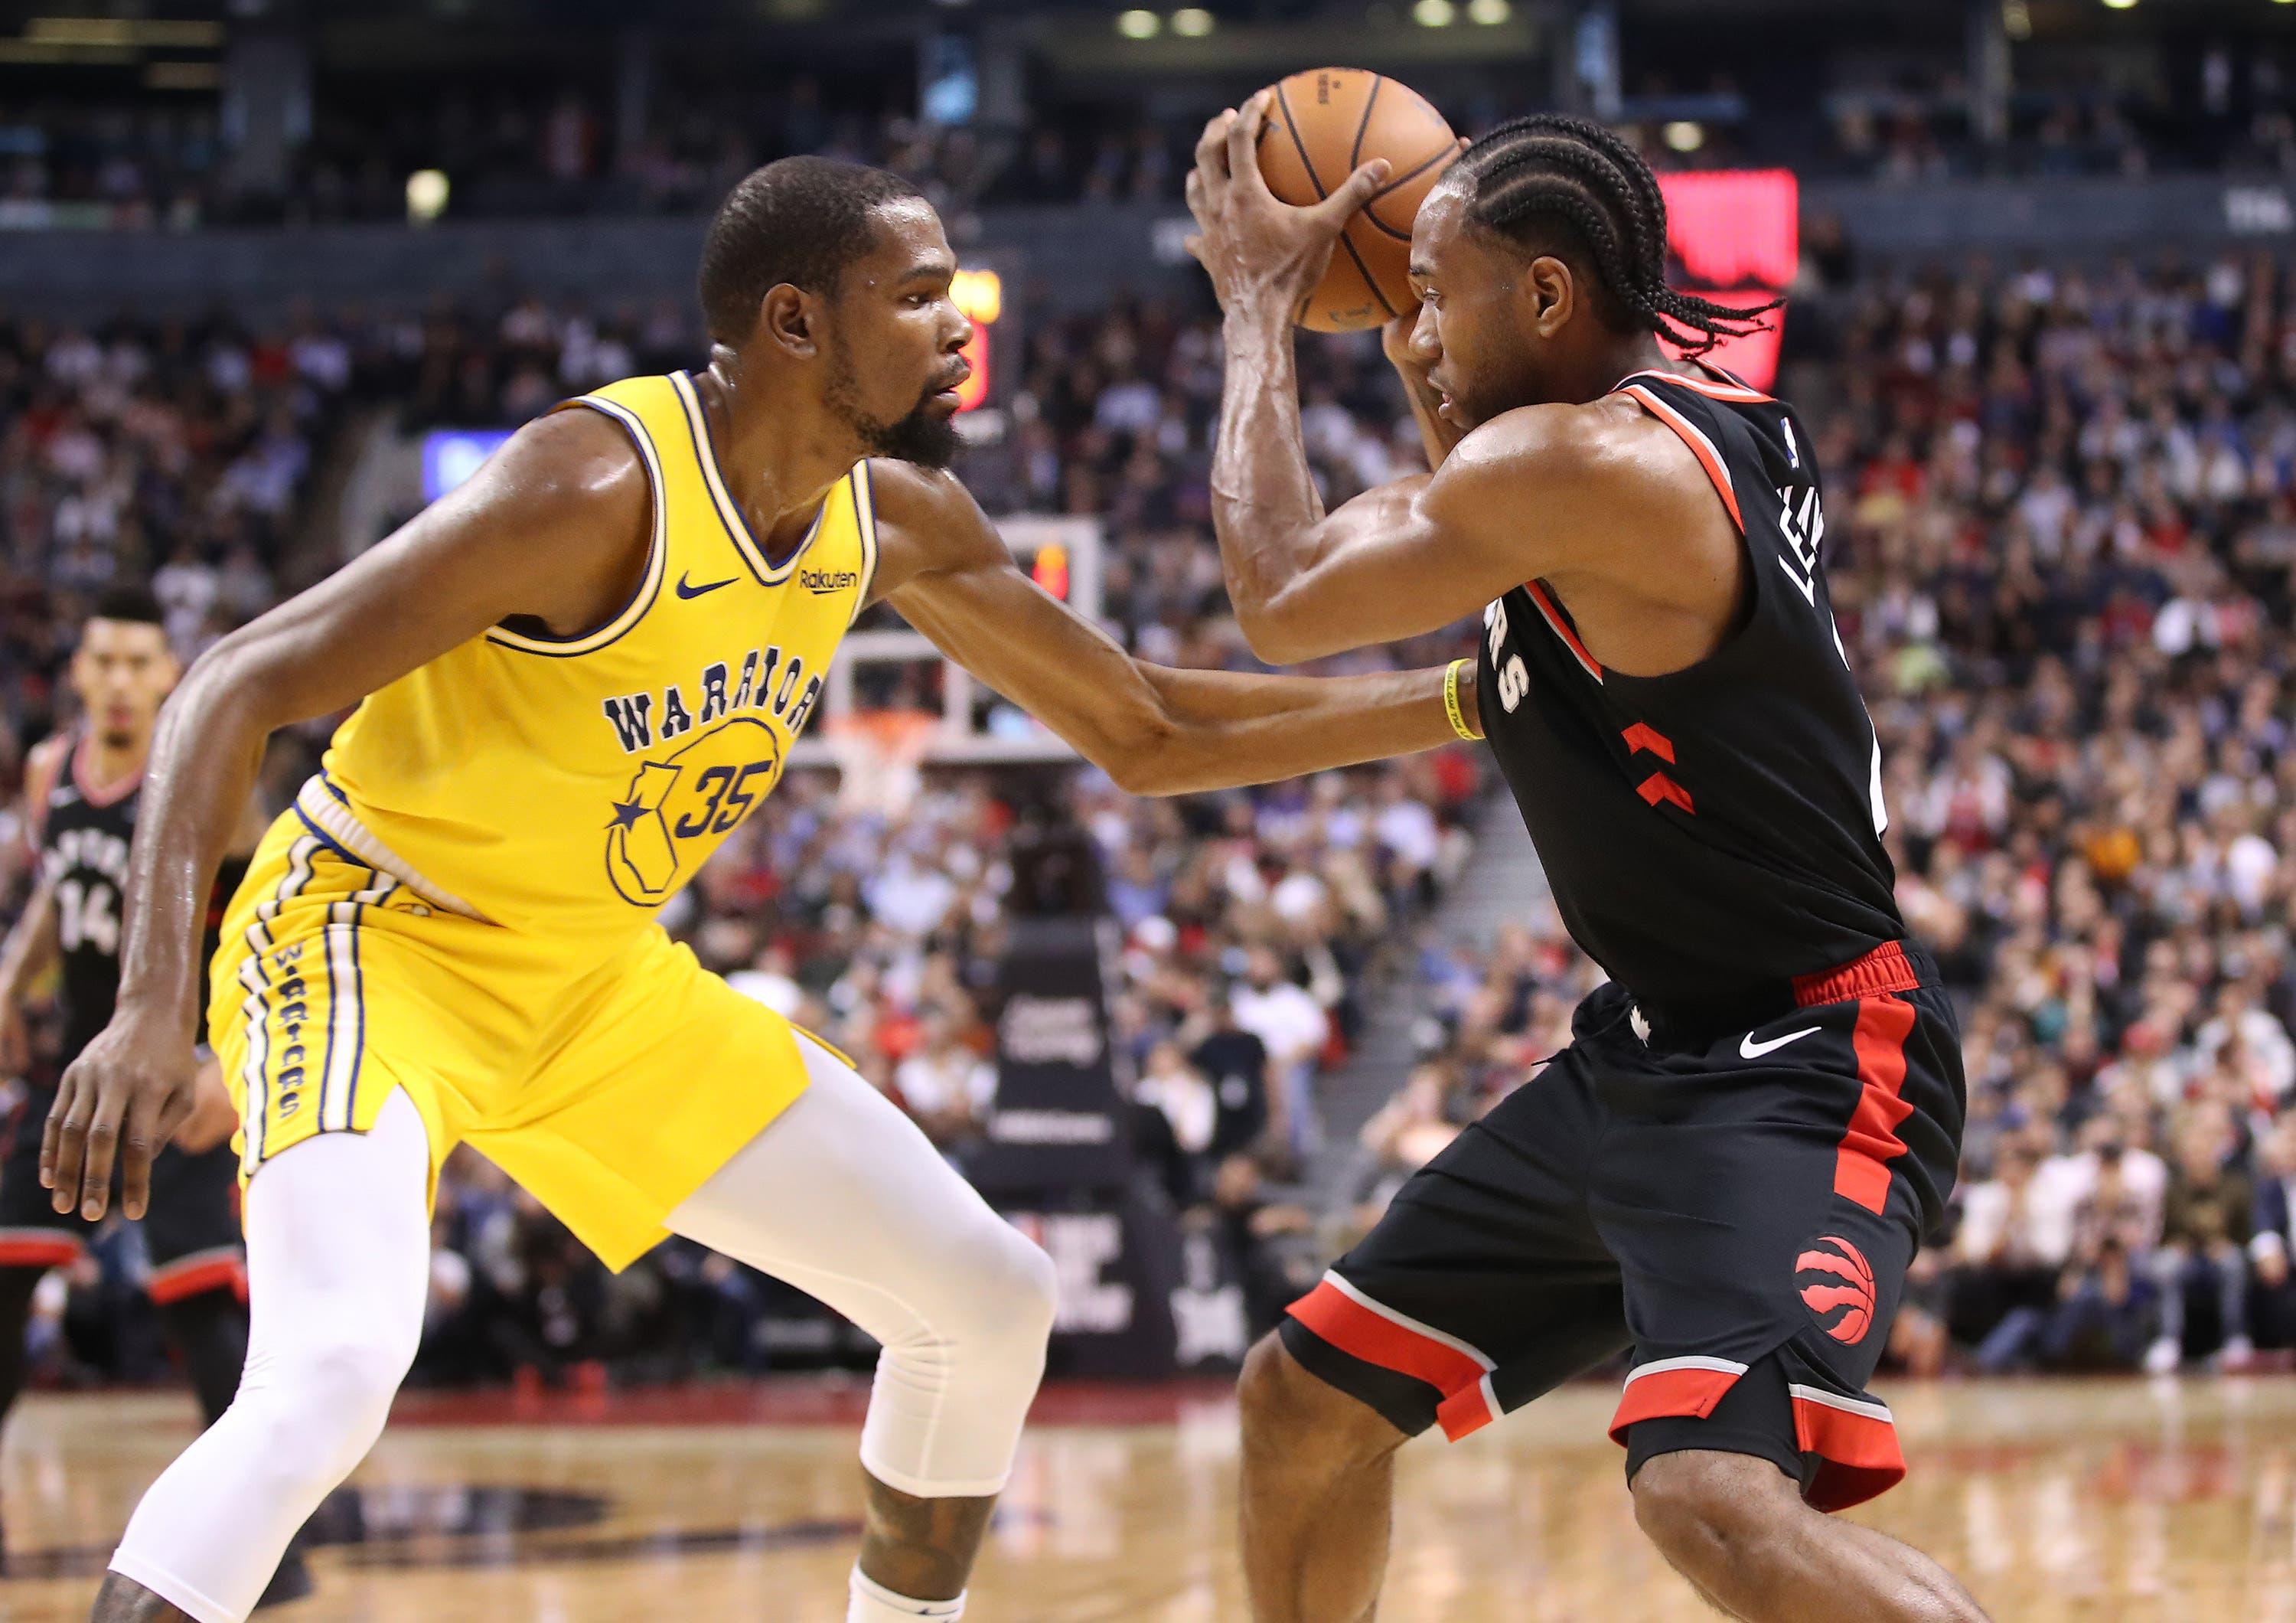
[1443,658,1481,743]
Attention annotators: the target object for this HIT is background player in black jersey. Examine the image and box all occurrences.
[0,588,301,1603]
[1186,108,1988,1623]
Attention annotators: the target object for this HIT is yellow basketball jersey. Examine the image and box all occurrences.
[297,371,878,963]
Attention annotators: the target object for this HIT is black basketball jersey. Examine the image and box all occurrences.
[38,744,141,1064]
[1475,365,1902,1044]
[34,737,240,1065]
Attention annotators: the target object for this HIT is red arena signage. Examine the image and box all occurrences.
[1655,168,1796,390]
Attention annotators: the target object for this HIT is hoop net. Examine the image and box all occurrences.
[823,709,939,817]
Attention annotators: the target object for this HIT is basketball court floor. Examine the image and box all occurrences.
[5,1376,2291,1620]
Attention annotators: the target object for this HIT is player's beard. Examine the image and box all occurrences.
[826,345,960,471]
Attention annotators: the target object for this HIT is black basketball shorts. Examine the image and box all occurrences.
[0,1081,246,1302]
[1281,940,1962,1512]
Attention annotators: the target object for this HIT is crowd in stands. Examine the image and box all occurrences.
[1821,42,2296,185]
[15,31,2296,232]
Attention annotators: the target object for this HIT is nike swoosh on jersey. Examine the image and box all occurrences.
[675,573,735,599]
[1740,1024,1821,1060]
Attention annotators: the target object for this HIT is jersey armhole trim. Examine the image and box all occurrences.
[850,460,880,629]
[1524,580,1603,683]
[672,370,824,586]
[1619,384,1745,534]
[484,395,668,657]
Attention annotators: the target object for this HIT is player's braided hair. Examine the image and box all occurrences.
[1456,113,1779,356]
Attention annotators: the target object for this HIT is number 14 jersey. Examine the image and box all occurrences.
[34,735,240,1065]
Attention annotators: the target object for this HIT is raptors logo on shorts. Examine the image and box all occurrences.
[1796,1236,1876,1345]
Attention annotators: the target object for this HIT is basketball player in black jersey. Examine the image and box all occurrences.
[1186,107,1986,1621]
[0,589,303,1603]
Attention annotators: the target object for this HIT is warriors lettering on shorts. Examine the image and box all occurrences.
[269,939,314,1117]
[599,645,823,756]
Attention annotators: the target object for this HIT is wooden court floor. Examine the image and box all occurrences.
[5,1376,2295,1621]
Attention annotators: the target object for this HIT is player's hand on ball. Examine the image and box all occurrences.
[42,1011,198,1222]
[1185,93,1388,318]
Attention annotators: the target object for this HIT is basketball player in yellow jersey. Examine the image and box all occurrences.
[46,154,1453,1623]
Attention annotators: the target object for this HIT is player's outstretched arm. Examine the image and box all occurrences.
[868,462,1477,796]
[43,407,651,1224]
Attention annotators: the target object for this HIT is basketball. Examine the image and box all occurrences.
[1255,67,1459,332]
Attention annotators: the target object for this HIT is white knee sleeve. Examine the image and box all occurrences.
[857,1204,1058,1498]
[110,1089,432,1623]
[669,1034,1057,1499]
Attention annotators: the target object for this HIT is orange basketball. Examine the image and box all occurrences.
[1255,67,1459,333]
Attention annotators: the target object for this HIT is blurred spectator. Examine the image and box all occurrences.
[2250,1115,2296,1346]
[1187,988,1270,1162]
[1231,945,1332,1159]
[2146,1112,2254,1371]
[892,1014,997,1158]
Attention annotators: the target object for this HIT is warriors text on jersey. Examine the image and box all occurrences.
[214,372,878,1269]
[1476,364,1902,1045]
[301,370,879,955]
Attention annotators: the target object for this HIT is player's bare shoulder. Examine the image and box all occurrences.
[422,403,657,638]
[479,405,653,536]
[1433,390,1740,595]
[24,732,70,801]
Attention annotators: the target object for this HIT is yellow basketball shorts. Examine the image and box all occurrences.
[211,815,810,1271]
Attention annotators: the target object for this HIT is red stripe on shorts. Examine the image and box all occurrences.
[1287,1273,1499,1439]
[0,1233,86,1271]
[147,1251,249,1305]
[1789,1386,1907,1511]
[1606,1357,1749,1442]
[1835,994,1916,1214]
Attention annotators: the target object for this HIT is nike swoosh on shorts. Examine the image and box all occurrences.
[1740,1024,1821,1060]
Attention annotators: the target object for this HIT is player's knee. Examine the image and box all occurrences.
[265,1319,416,1463]
[1238,1332,1400,1471]
[966,1220,1058,1358]
[1630,1450,1797,1565]
[892,1215,1055,1367]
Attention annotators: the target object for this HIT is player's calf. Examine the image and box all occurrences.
[1631,1451,1990,1623]
[1237,1332,1409,1623]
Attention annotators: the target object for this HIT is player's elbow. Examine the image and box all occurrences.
[1234,601,1336,668]
[1094,720,1188,797]
[171,632,301,748]
[175,636,272,727]
[1079,692,1199,796]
